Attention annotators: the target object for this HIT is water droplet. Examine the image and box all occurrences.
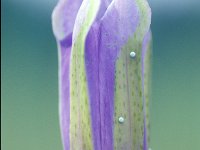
[118,117,124,123]
[130,51,136,58]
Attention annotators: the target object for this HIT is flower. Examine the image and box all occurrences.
[52,0,152,150]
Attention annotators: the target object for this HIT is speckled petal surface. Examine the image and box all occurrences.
[85,0,140,148]
[69,0,100,149]
[52,0,83,149]
[85,23,101,150]
[142,30,152,150]
[52,0,152,149]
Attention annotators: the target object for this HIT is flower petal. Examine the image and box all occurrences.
[142,30,152,150]
[58,41,71,150]
[98,1,140,149]
[85,0,151,149]
[52,0,83,40]
[69,0,100,149]
[85,0,149,149]
[53,0,151,149]
[112,0,151,148]
[52,0,83,149]
[85,24,101,150]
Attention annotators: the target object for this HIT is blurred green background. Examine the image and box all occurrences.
[1,0,200,150]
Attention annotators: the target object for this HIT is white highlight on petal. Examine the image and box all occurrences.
[118,117,125,123]
[130,51,136,58]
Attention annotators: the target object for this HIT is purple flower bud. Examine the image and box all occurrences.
[52,0,152,150]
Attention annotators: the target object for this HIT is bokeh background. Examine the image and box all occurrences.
[1,0,200,150]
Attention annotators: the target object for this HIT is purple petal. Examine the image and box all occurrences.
[68,0,101,149]
[85,23,101,150]
[58,40,71,150]
[96,0,112,21]
[85,0,140,149]
[85,0,151,149]
[52,0,152,149]
[52,0,83,149]
[52,0,82,40]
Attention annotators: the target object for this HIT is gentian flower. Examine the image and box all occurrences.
[52,0,152,150]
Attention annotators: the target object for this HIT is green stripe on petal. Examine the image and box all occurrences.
[114,0,151,149]
[69,0,100,149]
[144,32,152,145]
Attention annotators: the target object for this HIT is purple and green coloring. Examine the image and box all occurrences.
[52,0,152,149]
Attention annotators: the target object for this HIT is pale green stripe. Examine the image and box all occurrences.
[70,0,100,150]
[144,34,152,144]
[114,0,151,150]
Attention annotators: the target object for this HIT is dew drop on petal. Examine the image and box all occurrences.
[130,51,136,58]
[118,117,125,124]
